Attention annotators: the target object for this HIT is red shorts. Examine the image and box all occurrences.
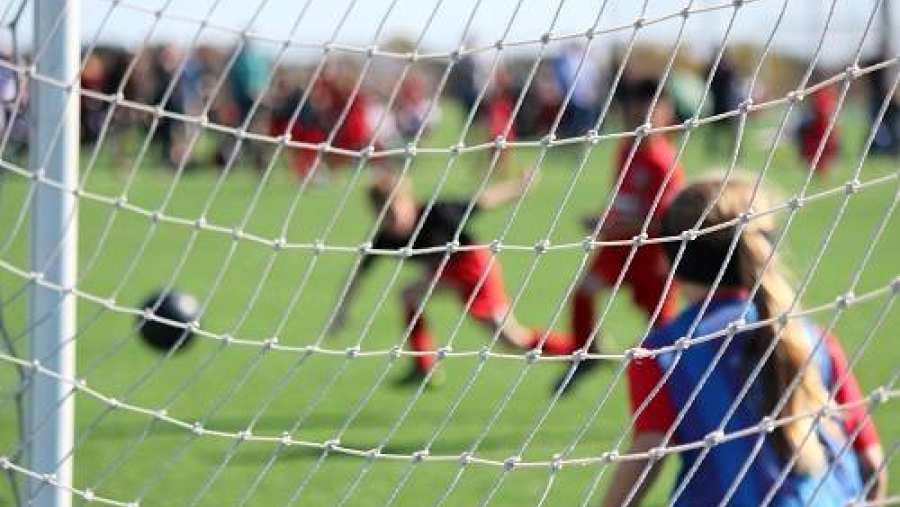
[589,244,678,323]
[440,250,509,320]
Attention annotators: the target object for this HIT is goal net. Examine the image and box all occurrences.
[0,0,897,505]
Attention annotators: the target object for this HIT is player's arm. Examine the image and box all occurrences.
[476,170,535,210]
[600,431,667,507]
[598,357,677,506]
[822,332,886,501]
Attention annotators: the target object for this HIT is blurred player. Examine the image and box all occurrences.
[558,78,685,394]
[797,79,840,178]
[271,62,379,180]
[330,171,574,385]
[601,176,885,507]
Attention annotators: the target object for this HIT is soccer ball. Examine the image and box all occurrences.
[137,290,200,352]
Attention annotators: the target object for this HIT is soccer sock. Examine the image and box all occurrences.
[405,306,436,372]
[572,288,595,349]
[528,329,577,356]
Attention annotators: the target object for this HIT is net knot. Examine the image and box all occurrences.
[870,386,888,406]
[704,430,725,447]
[280,432,292,446]
[534,239,550,254]
[759,415,776,433]
[412,449,429,463]
[191,422,204,435]
[503,456,520,471]
[635,122,652,138]
[346,346,360,358]
[844,179,860,195]
[835,292,855,309]
[681,229,698,241]
[550,454,564,472]
[540,32,553,44]
[459,451,473,466]
[788,195,805,210]
[586,129,600,144]
[494,135,507,150]
[324,439,340,451]
[525,348,541,364]
[437,346,451,360]
[582,236,595,252]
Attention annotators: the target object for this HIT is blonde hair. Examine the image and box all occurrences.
[661,176,829,474]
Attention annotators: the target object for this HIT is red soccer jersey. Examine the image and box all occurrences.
[608,136,685,236]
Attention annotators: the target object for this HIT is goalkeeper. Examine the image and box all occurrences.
[601,176,886,507]
[330,170,574,385]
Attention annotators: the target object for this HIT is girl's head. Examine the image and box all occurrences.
[661,176,830,474]
[367,171,418,238]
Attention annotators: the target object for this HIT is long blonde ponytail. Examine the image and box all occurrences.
[662,177,830,474]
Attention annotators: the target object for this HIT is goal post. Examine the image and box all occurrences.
[27,0,78,506]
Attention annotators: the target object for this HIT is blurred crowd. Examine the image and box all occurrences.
[0,42,897,177]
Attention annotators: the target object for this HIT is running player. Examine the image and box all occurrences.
[559,78,685,394]
[330,171,574,385]
[602,176,885,507]
[797,79,840,178]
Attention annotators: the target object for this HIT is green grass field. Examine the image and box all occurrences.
[0,101,897,506]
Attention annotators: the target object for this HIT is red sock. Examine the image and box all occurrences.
[572,288,595,349]
[528,329,577,356]
[405,307,435,372]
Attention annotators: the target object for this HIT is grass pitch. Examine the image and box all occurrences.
[0,102,897,506]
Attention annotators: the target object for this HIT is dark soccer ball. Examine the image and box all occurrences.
[137,290,200,352]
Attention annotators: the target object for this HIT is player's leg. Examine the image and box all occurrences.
[397,278,440,383]
[444,250,575,354]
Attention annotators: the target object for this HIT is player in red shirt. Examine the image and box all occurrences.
[558,78,685,394]
[797,81,840,178]
[330,171,574,386]
[271,63,379,180]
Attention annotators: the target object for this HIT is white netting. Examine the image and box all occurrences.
[0,0,898,505]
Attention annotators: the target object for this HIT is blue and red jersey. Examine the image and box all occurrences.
[628,291,878,507]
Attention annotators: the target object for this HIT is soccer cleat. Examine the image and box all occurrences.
[553,343,603,396]
[394,366,446,389]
